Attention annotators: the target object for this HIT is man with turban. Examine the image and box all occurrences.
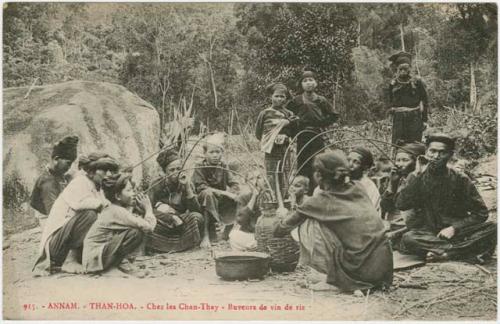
[33,152,119,274]
[286,70,340,194]
[387,51,429,144]
[381,142,426,222]
[30,136,79,227]
[146,148,204,253]
[396,134,496,263]
[347,146,381,213]
[274,150,393,294]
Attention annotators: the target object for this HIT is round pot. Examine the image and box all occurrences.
[215,252,271,281]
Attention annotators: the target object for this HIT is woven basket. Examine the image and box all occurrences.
[255,202,300,272]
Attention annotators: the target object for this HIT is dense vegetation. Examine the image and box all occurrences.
[3,3,497,156]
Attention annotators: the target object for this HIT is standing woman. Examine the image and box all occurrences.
[388,51,429,144]
[255,83,298,198]
[286,71,339,193]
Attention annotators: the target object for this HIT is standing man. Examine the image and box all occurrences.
[388,51,429,144]
[30,136,79,227]
[396,134,496,262]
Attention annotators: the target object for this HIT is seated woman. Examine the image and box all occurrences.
[147,149,204,253]
[273,151,393,294]
[83,173,156,273]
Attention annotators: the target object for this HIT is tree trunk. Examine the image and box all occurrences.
[400,24,405,52]
[414,44,421,75]
[469,62,477,114]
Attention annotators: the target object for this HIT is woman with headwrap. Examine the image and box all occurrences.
[83,173,156,273]
[30,135,79,227]
[147,148,204,253]
[286,71,339,194]
[33,153,119,274]
[274,151,393,294]
[255,82,298,198]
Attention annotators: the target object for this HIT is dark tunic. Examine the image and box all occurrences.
[286,94,339,192]
[388,76,429,144]
[274,182,393,292]
[192,159,239,224]
[30,167,69,216]
[147,178,203,253]
[396,168,496,259]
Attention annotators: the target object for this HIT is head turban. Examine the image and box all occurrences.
[425,133,456,151]
[350,146,374,168]
[313,150,349,176]
[52,135,79,161]
[87,155,119,172]
[301,70,316,82]
[156,148,180,170]
[389,51,412,66]
[398,142,426,158]
[203,133,225,151]
[266,82,289,98]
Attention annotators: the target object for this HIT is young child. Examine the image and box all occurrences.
[288,175,310,242]
[229,172,270,251]
[192,133,240,248]
[289,175,311,208]
[255,83,298,199]
[82,173,156,273]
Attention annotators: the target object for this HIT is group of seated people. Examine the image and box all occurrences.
[30,130,496,294]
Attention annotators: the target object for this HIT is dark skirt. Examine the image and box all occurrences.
[147,212,203,253]
[391,108,424,144]
[265,143,291,199]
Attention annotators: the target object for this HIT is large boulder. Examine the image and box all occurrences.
[3,81,160,231]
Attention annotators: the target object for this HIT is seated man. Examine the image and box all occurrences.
[381,142,426,222]
[30,136,79,228]
[396,133,496,262]
[147,148,203,253]
[192,133,240,248]
[83,173,156,273]
[33,154,119,274]
[347,146,381,213]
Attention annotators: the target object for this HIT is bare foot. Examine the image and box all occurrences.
[200,238,211,249]
[309,281,338,291]
[61,262,85,274]
[307,267,327,284]
[353,290,364,298]
[426,251,449,263]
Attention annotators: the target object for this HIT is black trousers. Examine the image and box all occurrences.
[49,210,98,266]
[101,228,144,270]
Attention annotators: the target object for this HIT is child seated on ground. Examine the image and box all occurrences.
[192,133,240,248]
[288,176,310,241]
[229,173,271,251]
[82,173,156,274]
[289,176,310,208]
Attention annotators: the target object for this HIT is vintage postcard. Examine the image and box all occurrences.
[2,2,497,321]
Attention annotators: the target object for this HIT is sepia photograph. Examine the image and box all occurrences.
[2,2,498,321]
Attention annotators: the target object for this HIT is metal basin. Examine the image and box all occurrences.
[215,252,270,281]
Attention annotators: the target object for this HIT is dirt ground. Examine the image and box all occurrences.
[3,155,497,321]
